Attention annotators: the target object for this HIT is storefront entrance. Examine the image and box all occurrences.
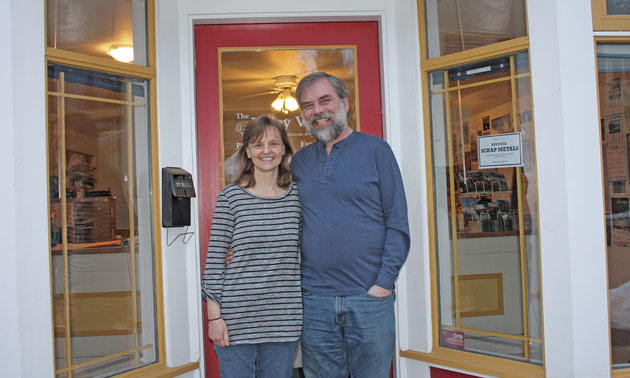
[194,21,384,377]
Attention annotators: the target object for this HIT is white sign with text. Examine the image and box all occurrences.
[478,132,523,169]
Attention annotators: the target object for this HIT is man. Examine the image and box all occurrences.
[291,72,410,378]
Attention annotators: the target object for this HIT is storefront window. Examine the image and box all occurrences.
[48,64,158,376]
[424,0,527,58]
[429,52,542,363]
[47,0,148,65]
[597,43,630,369]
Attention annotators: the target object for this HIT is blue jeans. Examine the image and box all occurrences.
[214,340,299,378]
[301,291,395,378]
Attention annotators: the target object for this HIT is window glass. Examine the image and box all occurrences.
[219,47,358,184]
[48,64,157,376]
[46,0,148,65]
[597,43,630,369]
[424,0,527,59]
[429,52,542,363]
[607,0,630,15]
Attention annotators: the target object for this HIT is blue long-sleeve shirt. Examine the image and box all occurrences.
[291,131,410,296]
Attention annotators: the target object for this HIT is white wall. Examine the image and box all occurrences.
[528,0,611,376]
[0,0,54,377]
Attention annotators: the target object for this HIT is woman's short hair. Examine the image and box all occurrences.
[235,115,294,189]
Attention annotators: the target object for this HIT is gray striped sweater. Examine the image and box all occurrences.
[201,182,302,344]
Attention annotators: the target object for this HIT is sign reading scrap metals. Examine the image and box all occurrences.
[478,132,523,169]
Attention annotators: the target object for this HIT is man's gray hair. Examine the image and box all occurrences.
[296,72,350,108]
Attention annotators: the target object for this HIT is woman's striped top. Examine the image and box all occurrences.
[201,182,302,344]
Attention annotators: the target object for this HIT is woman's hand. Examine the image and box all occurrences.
[208,318,230,347]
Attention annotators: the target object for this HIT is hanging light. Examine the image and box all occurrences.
[107,0,134,63]
[271,89,299,114]
[108,45,134,63]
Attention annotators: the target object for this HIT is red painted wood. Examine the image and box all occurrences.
[194,21,382,378]
[431,367,480,378]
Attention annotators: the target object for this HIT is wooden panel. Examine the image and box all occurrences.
[53,291,139,337]
[458,273,504,318]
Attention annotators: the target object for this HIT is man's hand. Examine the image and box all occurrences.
[367,285,391,297]
[225,250,233,266]
[208,319,230,347]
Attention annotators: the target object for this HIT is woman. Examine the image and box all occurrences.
[201,115,302,378]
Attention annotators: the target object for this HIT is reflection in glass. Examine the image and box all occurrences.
[607,0,630,15]
[46,0,148,65]
[220,48,358,184]
[597,43,630,369]
[425,0,527,58]
[47,64,157,376]
[429,53,542,363]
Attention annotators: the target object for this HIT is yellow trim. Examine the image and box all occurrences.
[510,55,531,361]
[218,49,226,186]
[592,0,630,31]
[47,91,147,107]
[443,70,462,329]
[54,345,154,375]
[125,82,140,365]
[421,37,530,72]
[59,71,73,378]
[114,361,200,378]
[46,48,155,79]
[442,324,542,343]
[400,348,545,378]
[431,73,530,95]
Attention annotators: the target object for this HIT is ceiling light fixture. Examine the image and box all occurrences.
[108,45,134,63]
[271,88,299,114]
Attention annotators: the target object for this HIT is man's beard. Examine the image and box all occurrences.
[304,102,347,144]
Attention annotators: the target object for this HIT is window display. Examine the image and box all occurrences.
[48,64,158,376]
[428,52,542,363]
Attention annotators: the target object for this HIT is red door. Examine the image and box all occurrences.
[195,21,383,377]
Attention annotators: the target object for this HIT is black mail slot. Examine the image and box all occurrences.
[162,167,196,227]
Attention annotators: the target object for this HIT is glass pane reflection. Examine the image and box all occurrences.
[220,48,358,184]
[425,0,527,58]
[429,53,542,363]
[607,0,630,15]
[47,0,148,65]
[597,43,630,369]
[48,64,157,376]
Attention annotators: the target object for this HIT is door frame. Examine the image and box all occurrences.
[163,5,426,377]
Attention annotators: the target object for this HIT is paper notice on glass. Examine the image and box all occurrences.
[441,329,465,349]
[612,198,630,247]
[477,132,523,169]
[605,114,628,181]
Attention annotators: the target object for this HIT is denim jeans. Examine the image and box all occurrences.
[301,291,395,378]
[214,340,299,378]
